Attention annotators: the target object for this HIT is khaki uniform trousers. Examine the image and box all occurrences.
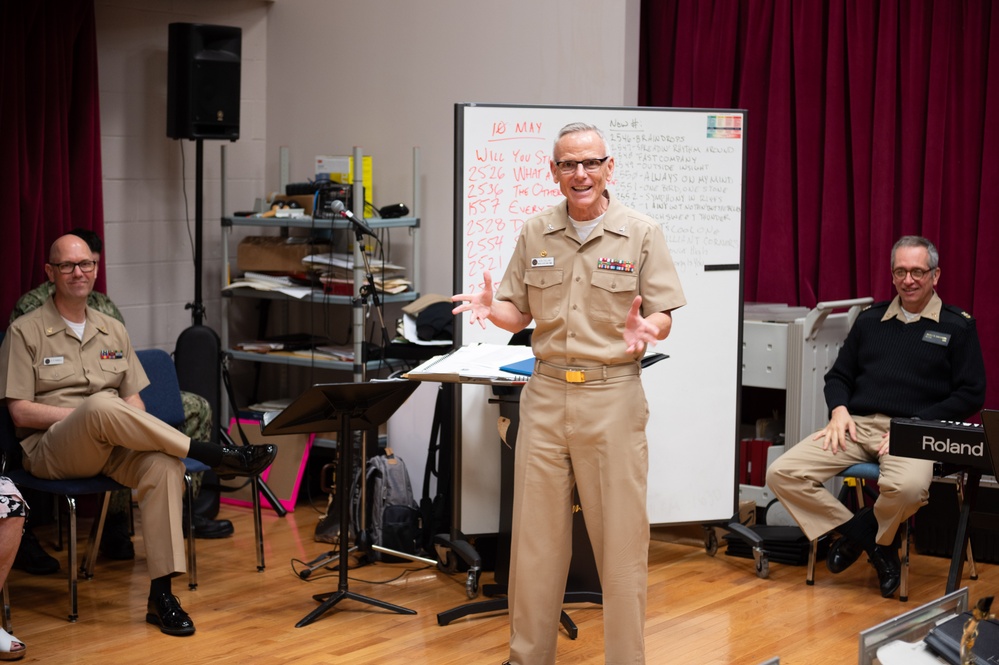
[508,372,650,665]
[766,413,933,545]
[22,392,190,580]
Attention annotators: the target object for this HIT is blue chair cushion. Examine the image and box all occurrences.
[5,468,127,495]
[839,462,880,481]
[182,458,211,474]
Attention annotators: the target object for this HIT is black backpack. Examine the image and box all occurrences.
[351,449,421,562]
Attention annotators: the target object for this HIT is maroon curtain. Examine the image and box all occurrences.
[0,0,105,318]
[641,0,999,410]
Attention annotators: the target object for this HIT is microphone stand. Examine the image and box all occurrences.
[345,220,436,568]
[350,222,393,359]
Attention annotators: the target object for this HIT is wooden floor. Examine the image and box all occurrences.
[6,501,998,665]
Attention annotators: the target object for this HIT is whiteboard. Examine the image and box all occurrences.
[453,103,746,530]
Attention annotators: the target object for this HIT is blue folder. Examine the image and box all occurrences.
[499,357,535,377]
[500,353,669,378]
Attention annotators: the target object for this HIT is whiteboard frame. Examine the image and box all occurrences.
[452,103,747,532]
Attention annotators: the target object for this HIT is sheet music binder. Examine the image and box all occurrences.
[924,612,999,665]
[402,343,533,384]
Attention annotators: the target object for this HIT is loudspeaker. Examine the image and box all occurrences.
[167,23,241,140]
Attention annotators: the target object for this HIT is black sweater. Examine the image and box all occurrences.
[823,301,986,421]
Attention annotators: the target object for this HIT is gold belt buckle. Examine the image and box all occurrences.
[565,370,585,383]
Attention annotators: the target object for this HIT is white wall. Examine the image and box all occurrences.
[95,0,270,349]
[265,0,641,297]
[94,0,639,352]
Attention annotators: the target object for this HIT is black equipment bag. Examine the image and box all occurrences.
[419,385,453,554]
[174,324,222,444]
[174,324,223,519]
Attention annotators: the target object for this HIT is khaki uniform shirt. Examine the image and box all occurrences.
[0,297,148,452]
[881,292,942,323]
[497,191,686,366]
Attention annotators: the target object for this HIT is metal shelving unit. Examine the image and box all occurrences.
[219,147,421,375]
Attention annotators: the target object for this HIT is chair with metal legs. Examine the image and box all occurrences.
[805,462,977,602]
[0,409,128,622]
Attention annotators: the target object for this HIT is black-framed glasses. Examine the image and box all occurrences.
[892,267,933,281]
[49,260,98,274]
[554,156,610,175]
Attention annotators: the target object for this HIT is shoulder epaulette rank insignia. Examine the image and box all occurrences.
[942,303,974,321]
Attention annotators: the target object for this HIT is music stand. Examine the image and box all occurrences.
[261,379,419,627]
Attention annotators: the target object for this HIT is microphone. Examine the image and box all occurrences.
[329,199,377,238]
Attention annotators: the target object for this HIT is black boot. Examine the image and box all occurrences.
[187,514,234,539]
[212,443,277,479]
[869,543,901,598]
[826,535,865,574]
[826,506,875,574]
[100,512,135,560]
[13,528,59,575]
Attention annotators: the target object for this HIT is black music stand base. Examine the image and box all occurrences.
[259,380,420,627]
[436,585,601,639]
[298,589,416,628]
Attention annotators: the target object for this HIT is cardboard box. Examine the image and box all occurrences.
[237,236,330,274]
[315,155,373,212]
[221,419,314,512]
[271,194,315,215]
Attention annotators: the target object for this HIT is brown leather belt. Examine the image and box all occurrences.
[533,359,641,384]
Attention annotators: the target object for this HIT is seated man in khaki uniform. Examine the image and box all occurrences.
[0,234,278,636]
[9,229,232,577]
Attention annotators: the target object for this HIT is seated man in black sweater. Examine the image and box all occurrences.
[766,235,986,598]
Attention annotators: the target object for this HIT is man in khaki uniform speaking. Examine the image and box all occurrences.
[0,234,278,636]
[452,123,686,665]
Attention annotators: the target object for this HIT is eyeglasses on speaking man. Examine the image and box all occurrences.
[553,156,610,175]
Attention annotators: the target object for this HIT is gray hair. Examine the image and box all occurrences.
[553,122,608,158]
[891,235,939,269]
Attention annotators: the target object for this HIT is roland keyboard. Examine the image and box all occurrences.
[890,417,994,473]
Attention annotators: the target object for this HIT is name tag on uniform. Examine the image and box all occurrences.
[922,331,951,346]
[531,256,555,267]
[43,356,64,366]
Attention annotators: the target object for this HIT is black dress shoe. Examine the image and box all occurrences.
[146,593,196,636]
[869,544,901,598]
[190,514,234,539]
[213,443,277,479]
[100,513,135,560]
[826,535,865,574]
[13,529,60,575]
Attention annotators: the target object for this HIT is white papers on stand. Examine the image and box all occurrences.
[874,639,944,665]
[223,272,313,299]
[302,253,405,273]
[401,313,452,346]
[247,397,295,412]
[404,343,535,383]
